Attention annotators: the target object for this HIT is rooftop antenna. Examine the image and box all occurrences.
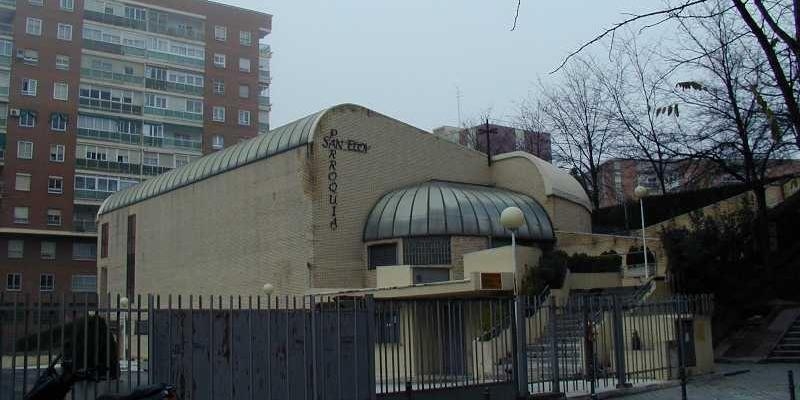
[456,86,463,127]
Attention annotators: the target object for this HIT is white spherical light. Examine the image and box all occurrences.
[634,186,649,200]
[120,297,130,308]
[262,283,274,295]
[500,206,525,230]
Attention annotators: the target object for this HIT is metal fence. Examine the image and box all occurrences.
[0,292,713,400]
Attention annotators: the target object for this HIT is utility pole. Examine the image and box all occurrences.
[478,119,497,167]
[456,86,463,127]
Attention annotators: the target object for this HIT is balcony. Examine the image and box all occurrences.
[0,23,11,37]
[143,135,202,151]
[75,158,142,175]
[259,70,271,83]
[81,68,145,87]
[0,55,10,67]
[74,190,113,202]
[79,98,143,116]
[85,10,147,31]
[259,44,272,58]
[0,86,8,98]
[148,23,204,42]
[142,165,172,176]
[0,116,7,129]
[258,122,269,133]
[83,39,147,59]
[145,78,203,97]
[259,96,270,107]
[73,219,98,233]
[0,0,14,8]
[144,106,202,123]
[77,128,141,145]
[146,51,204,69]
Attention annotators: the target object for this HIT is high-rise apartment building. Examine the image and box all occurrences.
[0,0,272,297]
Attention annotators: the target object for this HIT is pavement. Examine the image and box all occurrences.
[616,362,800,399]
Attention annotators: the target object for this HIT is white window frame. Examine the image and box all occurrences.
[185,99,203,115]
[40,273,55,292]
[213,80,225,95]
[22,78,38,96]
[17,141,33,159]
[6,273,21,291]
[212,135,224,150]
[214,25,227,41]
[55,55,70,70]
[239,58,251,73]
[51,113,68,131]
[238,110,251,126]
[8,240,23,259]
[212,106,225,122]
[239,30,252,46]
[72,242,97,261]
[50,144,65,162]
[15,173,31,192]
[174,154,190,168]
[53,82,69,101]
[26,18,42,36]
[48,176,64,194]
[41,242,56,260]
[57,23,73,41]
[47,209,62,226]
[13,207,30,224]
[213,53,226,68]
[60,0,74,11]
[20,111,36,128]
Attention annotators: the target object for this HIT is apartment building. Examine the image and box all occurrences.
[0,0,272,298]
[432,123,552,162]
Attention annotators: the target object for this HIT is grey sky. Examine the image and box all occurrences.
[226,0,664,130]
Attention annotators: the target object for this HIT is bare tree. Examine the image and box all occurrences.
[522,57,620,209]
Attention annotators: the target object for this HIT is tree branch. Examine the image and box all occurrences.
[511,0,522,31]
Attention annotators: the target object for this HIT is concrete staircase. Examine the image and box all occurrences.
[527,313,586,381]
[768,315,800,362]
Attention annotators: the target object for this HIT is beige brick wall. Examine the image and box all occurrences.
[548,197,592,233]
[450,236,490,279]
[310,105,495,289]
[555,231,666,276]
[97,148,314,298]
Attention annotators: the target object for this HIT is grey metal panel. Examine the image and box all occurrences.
[363,181,555,242]
[98,110,327,215]
[427,184,447,235]
[440,186,463,235]
[409,185,430,236]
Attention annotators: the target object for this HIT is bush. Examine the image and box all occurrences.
[519,250,623,296]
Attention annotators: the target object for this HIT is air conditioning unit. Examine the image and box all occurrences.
[9,108,20,117]
[15,50,24,59]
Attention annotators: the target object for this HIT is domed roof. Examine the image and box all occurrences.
[363,181,555,242]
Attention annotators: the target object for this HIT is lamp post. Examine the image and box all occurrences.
[633,186,650,280]
[120,296,129,361]
[500,206,527,396]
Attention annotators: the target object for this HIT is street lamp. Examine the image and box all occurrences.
[633,186,650,280]
[120,296,129,362]
[262,283,274,295]
[500,206,527,396]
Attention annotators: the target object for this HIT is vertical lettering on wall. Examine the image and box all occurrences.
[320,129,370,231]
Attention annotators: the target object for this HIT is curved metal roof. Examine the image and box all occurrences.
[98,110,326,215]
[363,181,555,242]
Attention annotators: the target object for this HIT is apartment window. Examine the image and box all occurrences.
[185,99,203,115]
[20,111,36,128]
[60,0,74,11]
[214,26,227,41]
[124,6,146,21]
[145,94,167,109]
[8,240,23,259]
[146,65,166,81]
[47,209,62,226]
[174,154,189,168]
[50,113,68,131]
[21,49,39,65]
[212,135,224,150]
[41,242,56,260]
[14,207,30,224]
[368,243,398,269]
[6,273,21,291]
[17,141,33,159]
[26,18,42,36]
[55,55,70,70]
[22,78,38,96]
[72,242,97,260]
[50,144,65,162]
[28,0,43,5]
[101,222,109,258]
[239,31,252,46]
[212,106,225,122]
[48,176,64,194]
[0,40,11,57]
[238,110,251,126]
[143,152,158,166]
[15,173,31,191]
[57,23,73,41]
[213,80,225,95]
[53,82,69,101]
[238,84,250,98]
[40,274,55,291]
[213,53,226,68]
[143,123,164,138]
[72,275,97,293]
[239,58,251,73]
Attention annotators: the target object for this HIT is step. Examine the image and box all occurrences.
[769,357,800,363]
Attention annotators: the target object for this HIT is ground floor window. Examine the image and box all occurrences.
[367,243,398,269]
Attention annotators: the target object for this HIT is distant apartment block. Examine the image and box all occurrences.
[432,124,552,162]
[0,0,272,298]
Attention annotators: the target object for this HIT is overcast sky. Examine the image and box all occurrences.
[224,0,664,131]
